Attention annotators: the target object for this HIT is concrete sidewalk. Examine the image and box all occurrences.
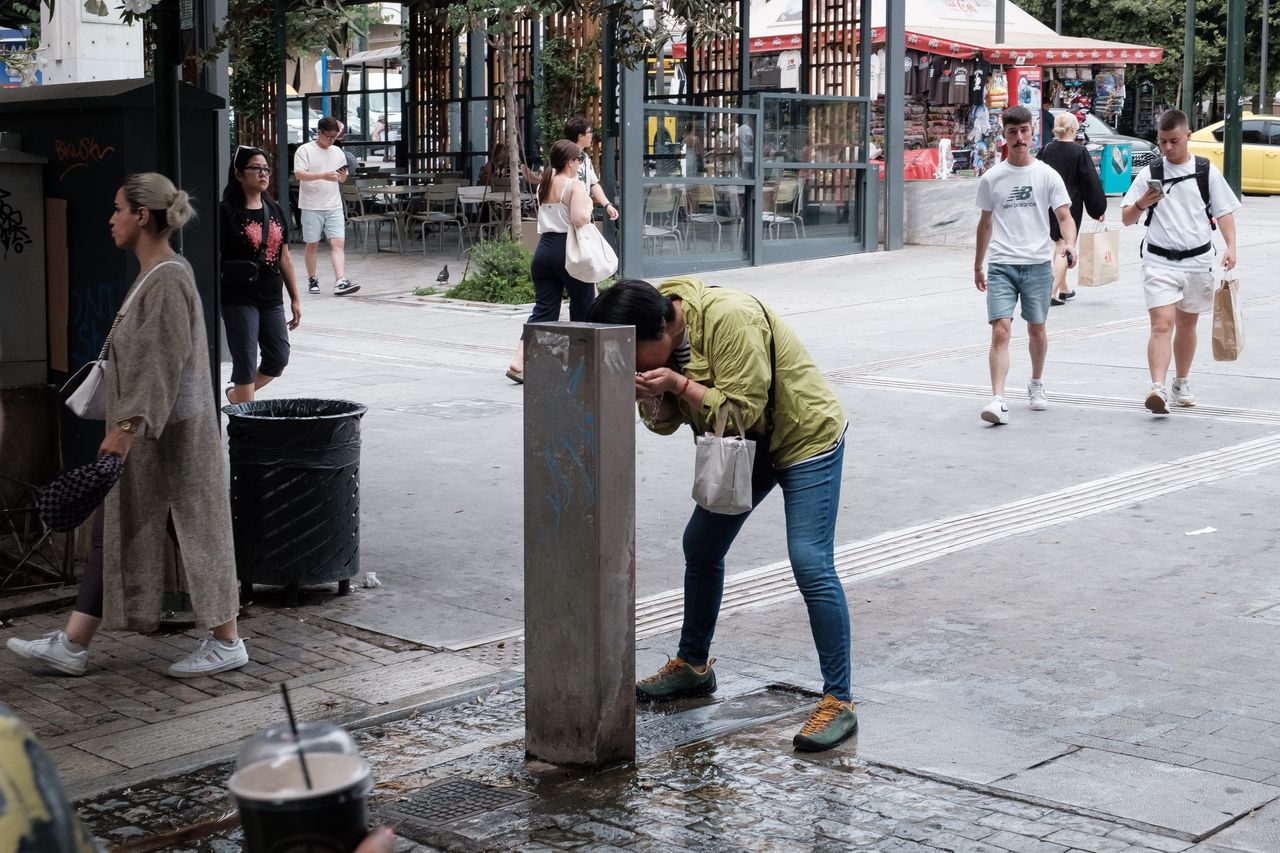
[3,192,1280,849]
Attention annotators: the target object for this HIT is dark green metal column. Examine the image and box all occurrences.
[274,0,291,225]
[1181,0,1195,123]
[154,0,182,249]
[1224,0,1245,196]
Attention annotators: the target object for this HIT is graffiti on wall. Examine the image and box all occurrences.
[53,137,116,182]
[0,188,33,260]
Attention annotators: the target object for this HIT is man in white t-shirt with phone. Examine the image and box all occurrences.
[974,105,1077,425]
[1121,109,1239,414]
[294,115,359,296]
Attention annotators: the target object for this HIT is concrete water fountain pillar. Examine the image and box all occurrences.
[522,322,636,767]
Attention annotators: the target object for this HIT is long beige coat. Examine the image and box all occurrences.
[103,256,239,632]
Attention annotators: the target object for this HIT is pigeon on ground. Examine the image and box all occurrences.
[436,265,449,284]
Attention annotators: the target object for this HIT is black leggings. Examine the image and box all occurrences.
[74,512,104,618]
[528,232,597,323]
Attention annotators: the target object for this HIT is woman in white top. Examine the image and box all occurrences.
[505,139,593,383]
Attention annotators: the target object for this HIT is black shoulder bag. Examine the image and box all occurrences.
[221,204,271,286]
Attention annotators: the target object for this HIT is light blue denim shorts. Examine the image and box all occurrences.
[986,262,1053,325]
[301,207,345,243]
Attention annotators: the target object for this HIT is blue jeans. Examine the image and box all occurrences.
[677,441,851,701]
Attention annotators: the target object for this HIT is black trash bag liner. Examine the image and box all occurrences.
[225,398,367,469]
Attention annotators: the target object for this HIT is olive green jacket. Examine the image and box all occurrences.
[643,276,845,468]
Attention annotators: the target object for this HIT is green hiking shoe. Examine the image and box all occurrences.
[636,656,717,702]
[792,694,858,752]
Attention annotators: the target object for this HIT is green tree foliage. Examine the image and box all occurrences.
[536,35,601,160]
[225,0,385,125]
[1018,0,1279,110]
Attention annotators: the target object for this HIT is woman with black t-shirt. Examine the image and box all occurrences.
[220,146,301,404]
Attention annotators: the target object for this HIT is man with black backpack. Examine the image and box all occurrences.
[1121,109,1239,414]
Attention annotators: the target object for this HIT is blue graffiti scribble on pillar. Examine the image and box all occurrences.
[0,188,33,260]
[69,283,118,368]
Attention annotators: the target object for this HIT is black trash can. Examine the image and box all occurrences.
[225,399,368,605]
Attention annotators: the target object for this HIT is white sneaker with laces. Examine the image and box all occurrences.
[1172,378,1196,407]
[334,278,361,296]
[1027,380,1049,411]
[168,633,249,678]
[1145,383,1170,415]
[980,397,1010,425]
[6,630,88,676]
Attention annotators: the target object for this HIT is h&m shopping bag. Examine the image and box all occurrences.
[692,402,756,516]
[1212,278,1245,361]
[1077,228,1120,287]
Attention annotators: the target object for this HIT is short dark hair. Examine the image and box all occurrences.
[317,116,341,133]
[585,279,674,340]
[1156,109,1189,133]
[1002,105,1033,128]
[563,116,592,142]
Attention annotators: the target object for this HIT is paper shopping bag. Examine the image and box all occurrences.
[1212,279,1245,361]
[1077,229,1120,286]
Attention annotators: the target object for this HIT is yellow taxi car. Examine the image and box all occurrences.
[1187,112,1280,193]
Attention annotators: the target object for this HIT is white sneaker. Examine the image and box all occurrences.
[168,633,249,678]
[1027,380,1049,411]
[980,397,1010,425]
[6,630,88,676]
[1144,383,1170,415]
[1172,378,1196,407]
[334,278,361,296]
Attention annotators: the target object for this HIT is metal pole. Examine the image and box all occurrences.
[153,0,182,191]
[1055,0,1062,34]
[884,0,904,249]
[1225,0,1245,196]
[274,0,291,228]
[1182,0,1196,124]
[523,322,635,767]
[1262,0,1271,114]
[996,0,1005,44]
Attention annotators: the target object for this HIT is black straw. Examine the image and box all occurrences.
[279,684,313,790]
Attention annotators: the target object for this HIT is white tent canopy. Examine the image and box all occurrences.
[741,0,1163,64]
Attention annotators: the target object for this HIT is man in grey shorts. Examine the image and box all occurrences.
[974,105,1077,425]
[1121,109,1239,414]
[294,116,359,296]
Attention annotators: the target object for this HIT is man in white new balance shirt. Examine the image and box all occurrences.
[1122,109,1239,414]
[974,105,1077,425]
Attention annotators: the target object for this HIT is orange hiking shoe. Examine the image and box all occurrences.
[793,694,858,752]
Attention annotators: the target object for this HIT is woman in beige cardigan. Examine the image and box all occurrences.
[7,173,248,678]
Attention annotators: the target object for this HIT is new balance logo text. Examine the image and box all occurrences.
[1003,185,1037,209]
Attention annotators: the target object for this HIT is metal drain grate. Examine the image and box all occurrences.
[379,777,531,827]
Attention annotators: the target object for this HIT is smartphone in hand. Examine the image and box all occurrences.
[1146,179,1164,195]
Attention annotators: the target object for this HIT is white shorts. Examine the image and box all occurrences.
[301,207,346,244]
[1142,266,1215,314]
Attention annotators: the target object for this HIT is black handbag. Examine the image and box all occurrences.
[221,204,270,286]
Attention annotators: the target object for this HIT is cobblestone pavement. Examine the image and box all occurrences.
[0,592,521,802]
[75,687,1204,853]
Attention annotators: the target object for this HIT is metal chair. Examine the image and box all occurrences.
[763,178,806,240]
[410,185,467,256]
[643,186,684,254]
[0,473,74,593]
[340,183,398,254]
